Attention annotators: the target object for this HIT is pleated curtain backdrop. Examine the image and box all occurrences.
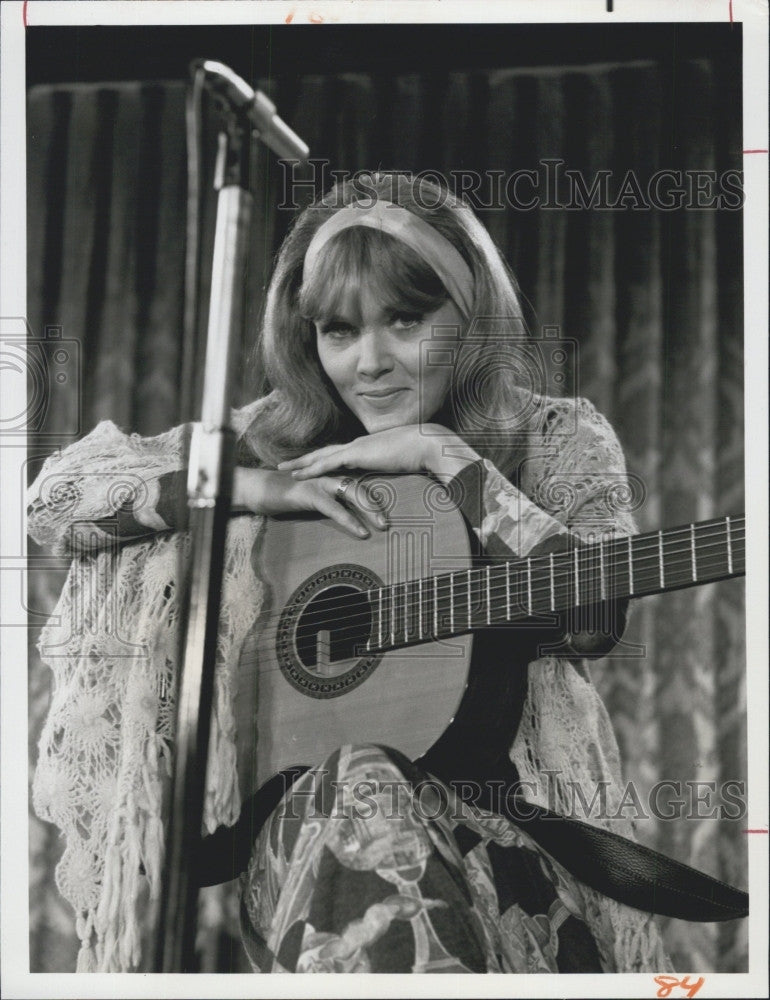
[27,57,745,973]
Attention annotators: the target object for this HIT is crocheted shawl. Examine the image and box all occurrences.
[28,395,668,972]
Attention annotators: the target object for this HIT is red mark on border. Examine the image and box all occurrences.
[654,975,705,999]
[742,828,769,833]
[743,149,768,154]
[23,0,28,27]
[728,0,733,23]
[285,8,326,23]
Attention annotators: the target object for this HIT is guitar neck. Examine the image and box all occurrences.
[365,515,745,653]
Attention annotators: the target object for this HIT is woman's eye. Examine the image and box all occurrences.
[391,312,423,330]
[319,324,356,341]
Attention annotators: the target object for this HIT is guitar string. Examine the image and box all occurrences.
[245,528,746,643]
[240,546,746,678]
[247,518,745,629]
[244,526,743,617]
[243,536,745,661]
[270,540,744,631]
[248,548,744,648]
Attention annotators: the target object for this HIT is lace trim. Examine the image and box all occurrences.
[30,414,264,971]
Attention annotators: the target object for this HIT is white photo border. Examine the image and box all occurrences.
[1,1,767,997]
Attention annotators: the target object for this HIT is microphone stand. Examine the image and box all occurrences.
[154,64,308,973]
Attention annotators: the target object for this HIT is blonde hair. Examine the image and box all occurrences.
[242,172,534,477]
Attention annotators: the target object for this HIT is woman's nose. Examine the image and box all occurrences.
[356,329,393,379]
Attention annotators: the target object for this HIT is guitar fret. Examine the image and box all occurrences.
[433,576,439,636]
[628,536,634,595]
[378,588,384,649]
[574,546,580,606]
[658,530,664,588]
[403,581,408,643]
[549,553,555,610]
[486,566,491,624]
[599,538,605,601]
[390,584,395,648]
[526,558,532,614]
[726,516,733,574]
[467,568,472,627]
[449,573,454,633]
[505,562,511,619]
[418,577,423,640]
[690,523,697,581]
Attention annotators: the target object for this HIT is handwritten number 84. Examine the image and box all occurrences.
[654,975,705,998]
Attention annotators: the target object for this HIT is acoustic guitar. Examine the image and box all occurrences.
[196,473,748,919]
[231,474,745,799]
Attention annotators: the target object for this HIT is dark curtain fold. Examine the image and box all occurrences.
[27,57,746,972]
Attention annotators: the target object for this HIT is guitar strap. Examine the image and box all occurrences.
[420,745,749,923]
[497,792,748,923]
[202,765,748,922]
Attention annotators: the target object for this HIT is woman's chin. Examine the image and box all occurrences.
[359,411,417,434]
[362,418,397,433]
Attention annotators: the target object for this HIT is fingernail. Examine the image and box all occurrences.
[357,526,369,537]
[377,514,388,529]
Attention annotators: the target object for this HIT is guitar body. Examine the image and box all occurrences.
[231,474,746,805]
[234,475,493,796]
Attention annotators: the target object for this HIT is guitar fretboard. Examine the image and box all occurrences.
[361,515,745,655]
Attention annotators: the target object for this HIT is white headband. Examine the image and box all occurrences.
[302,199,475,318]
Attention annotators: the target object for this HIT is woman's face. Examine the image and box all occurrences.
[314,285,462,433]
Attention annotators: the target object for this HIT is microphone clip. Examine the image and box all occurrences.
[191,59,309,164]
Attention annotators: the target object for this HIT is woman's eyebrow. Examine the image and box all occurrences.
[385,305,422,316]
[316,314,357,331]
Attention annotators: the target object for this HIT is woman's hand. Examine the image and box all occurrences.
[276,425,481,482]
[232,467,388,539]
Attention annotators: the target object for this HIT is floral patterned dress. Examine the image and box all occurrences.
[239,744,604,973]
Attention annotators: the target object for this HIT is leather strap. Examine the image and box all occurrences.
[199,766,748,923]
[500,792,748,922]
[198,768,310,887]
[420,751,749,923]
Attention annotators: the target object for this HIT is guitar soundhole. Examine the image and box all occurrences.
[277,563,384,700]
[295,585,372,667]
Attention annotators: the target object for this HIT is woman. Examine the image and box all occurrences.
[28,172,669,973]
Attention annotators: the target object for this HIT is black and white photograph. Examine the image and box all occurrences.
[1,1,767,996]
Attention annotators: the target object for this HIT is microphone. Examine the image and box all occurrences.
[192,59,309,163]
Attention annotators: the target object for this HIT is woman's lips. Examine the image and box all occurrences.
[357,388,407,405]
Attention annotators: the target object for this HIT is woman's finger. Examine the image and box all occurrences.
[329,478,388,531]
[278,443,347,470]
[290,450,364,480]
[314,494,371,538]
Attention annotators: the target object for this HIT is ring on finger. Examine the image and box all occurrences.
[334,476,357,505]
